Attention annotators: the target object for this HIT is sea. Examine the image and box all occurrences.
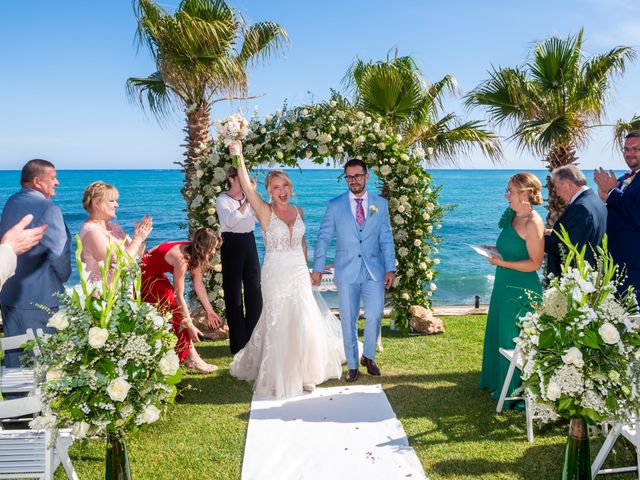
[0,169,616,306]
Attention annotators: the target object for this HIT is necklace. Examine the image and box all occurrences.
[225,191,245,202]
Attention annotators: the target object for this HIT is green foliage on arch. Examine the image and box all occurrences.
[189,101,445,329]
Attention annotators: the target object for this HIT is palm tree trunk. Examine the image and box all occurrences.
[182,102,212,228]
[544,142,577,227]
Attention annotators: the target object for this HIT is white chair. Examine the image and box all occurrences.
[0,396,79,480]
[591,417,640,478]
[496,345,534,442]
[0,331,38,396]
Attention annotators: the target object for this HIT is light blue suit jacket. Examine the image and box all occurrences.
[0,188,71,308]
[313,191,396,284]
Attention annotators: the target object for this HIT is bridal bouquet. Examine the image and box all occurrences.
[518,227,640,425]
[215,113,249,166]
[29,238,182,440]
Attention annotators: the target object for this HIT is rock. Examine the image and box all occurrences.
[191,307,229,341]
[408,305,444,334]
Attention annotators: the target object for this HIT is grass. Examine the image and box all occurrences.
[54,315,638,479]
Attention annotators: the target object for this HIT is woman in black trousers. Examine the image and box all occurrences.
[216,167,263,353]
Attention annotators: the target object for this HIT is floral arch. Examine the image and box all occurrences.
[188,102,445,329]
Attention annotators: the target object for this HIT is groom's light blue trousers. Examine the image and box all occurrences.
[336,265,385,369]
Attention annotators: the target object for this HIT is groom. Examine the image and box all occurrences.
[311,159,396,382]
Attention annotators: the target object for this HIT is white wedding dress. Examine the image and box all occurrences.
[230,208,344,399]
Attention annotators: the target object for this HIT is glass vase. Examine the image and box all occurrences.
[561,417,591,480]
[105,430,131,480]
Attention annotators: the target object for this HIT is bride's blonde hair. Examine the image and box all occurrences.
[265,170,295,199]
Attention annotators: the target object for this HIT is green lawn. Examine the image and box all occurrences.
[56,315,638,479]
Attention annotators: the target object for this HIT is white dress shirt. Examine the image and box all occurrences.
[349,190,369,221]
[0,244,17,290]
[570,186,590,204]
[216,193,257,233]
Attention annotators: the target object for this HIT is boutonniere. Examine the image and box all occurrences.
[369,205,378,216]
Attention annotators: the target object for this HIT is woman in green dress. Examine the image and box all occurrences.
[478,172,544,407]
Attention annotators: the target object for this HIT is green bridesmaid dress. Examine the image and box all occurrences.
[478,208,542,407]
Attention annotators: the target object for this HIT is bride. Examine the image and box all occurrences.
[228,141,344,398]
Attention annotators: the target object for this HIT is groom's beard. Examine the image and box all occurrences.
[348,183,366,195]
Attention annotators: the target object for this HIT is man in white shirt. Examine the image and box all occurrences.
[544,164,607,279]
[0,214,47,290]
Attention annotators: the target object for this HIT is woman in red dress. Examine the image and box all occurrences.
[141,228,222,373]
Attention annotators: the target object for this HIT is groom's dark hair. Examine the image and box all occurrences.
[344,158,368,172]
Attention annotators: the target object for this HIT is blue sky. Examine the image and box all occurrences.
[0,0,638,170]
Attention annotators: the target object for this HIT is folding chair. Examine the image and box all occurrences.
[496,345,534,442]
[0,331,37,396]
[591,417,640,478]
[0,396,79,480]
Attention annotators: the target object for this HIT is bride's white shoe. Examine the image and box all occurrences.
[303,384,316,393]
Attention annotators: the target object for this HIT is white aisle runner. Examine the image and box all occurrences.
[242,384,428,480]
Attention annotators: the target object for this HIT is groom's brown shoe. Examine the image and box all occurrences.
[345,369,359,383]
[361,356,381,376]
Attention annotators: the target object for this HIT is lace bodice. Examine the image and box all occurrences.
[264,208,305,253]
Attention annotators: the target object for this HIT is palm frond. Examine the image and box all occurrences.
[528,29,583,93]
[614,115,640,149]
[238,21,289,66]
[465,67,532,127]
[356,62,423,123]
[126,71,175,121]
[413,116,502,166]
[576,46,636,121]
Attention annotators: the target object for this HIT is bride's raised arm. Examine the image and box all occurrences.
[229,141,272,229]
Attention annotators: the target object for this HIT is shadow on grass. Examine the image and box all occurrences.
[381,372,534,445]
[177,370,253,405]
[431,444,564,478]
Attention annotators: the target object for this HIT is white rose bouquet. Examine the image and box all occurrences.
[29,238,181,441]
[215,113,249,167]
[518,226,640,425]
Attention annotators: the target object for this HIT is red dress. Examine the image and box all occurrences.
[141,241,191,362]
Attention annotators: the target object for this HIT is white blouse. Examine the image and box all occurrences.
[216,193,257,233]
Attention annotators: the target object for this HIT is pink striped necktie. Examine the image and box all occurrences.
[355,198,365,226]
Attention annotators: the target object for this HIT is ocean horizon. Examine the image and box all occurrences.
[0,168,620,307]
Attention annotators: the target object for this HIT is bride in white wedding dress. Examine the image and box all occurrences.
[228,142,344,398]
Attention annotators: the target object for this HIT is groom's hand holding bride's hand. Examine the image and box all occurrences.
[310,271,322,286]
[384,271,395,289]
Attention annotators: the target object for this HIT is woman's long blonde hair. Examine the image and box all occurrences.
[510,173,543,206]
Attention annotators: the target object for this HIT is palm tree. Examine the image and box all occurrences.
[127,0,288,213]
[466,29,635,225]
[343,53,502,167]
[615,115,640,149]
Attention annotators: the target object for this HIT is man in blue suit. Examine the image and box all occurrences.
[544,164,607,279]
[594,129,640,300]
[0,159,71,367]
[312,159,396,382]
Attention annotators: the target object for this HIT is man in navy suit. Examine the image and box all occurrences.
[544,164,607,279]
[594,129,640,300]
[0,159,71,367]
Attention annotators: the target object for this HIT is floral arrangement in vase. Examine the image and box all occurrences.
[29,238,182,479]
[518,226,640,478]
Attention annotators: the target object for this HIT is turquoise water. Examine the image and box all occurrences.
[0,169,614,305]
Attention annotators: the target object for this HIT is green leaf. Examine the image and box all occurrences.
[97,358,117,375]
[557,396,574,412]
[539,328,556,348]
[581,329,601,349]
[580,407,602,423]
[166,370,183,386]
